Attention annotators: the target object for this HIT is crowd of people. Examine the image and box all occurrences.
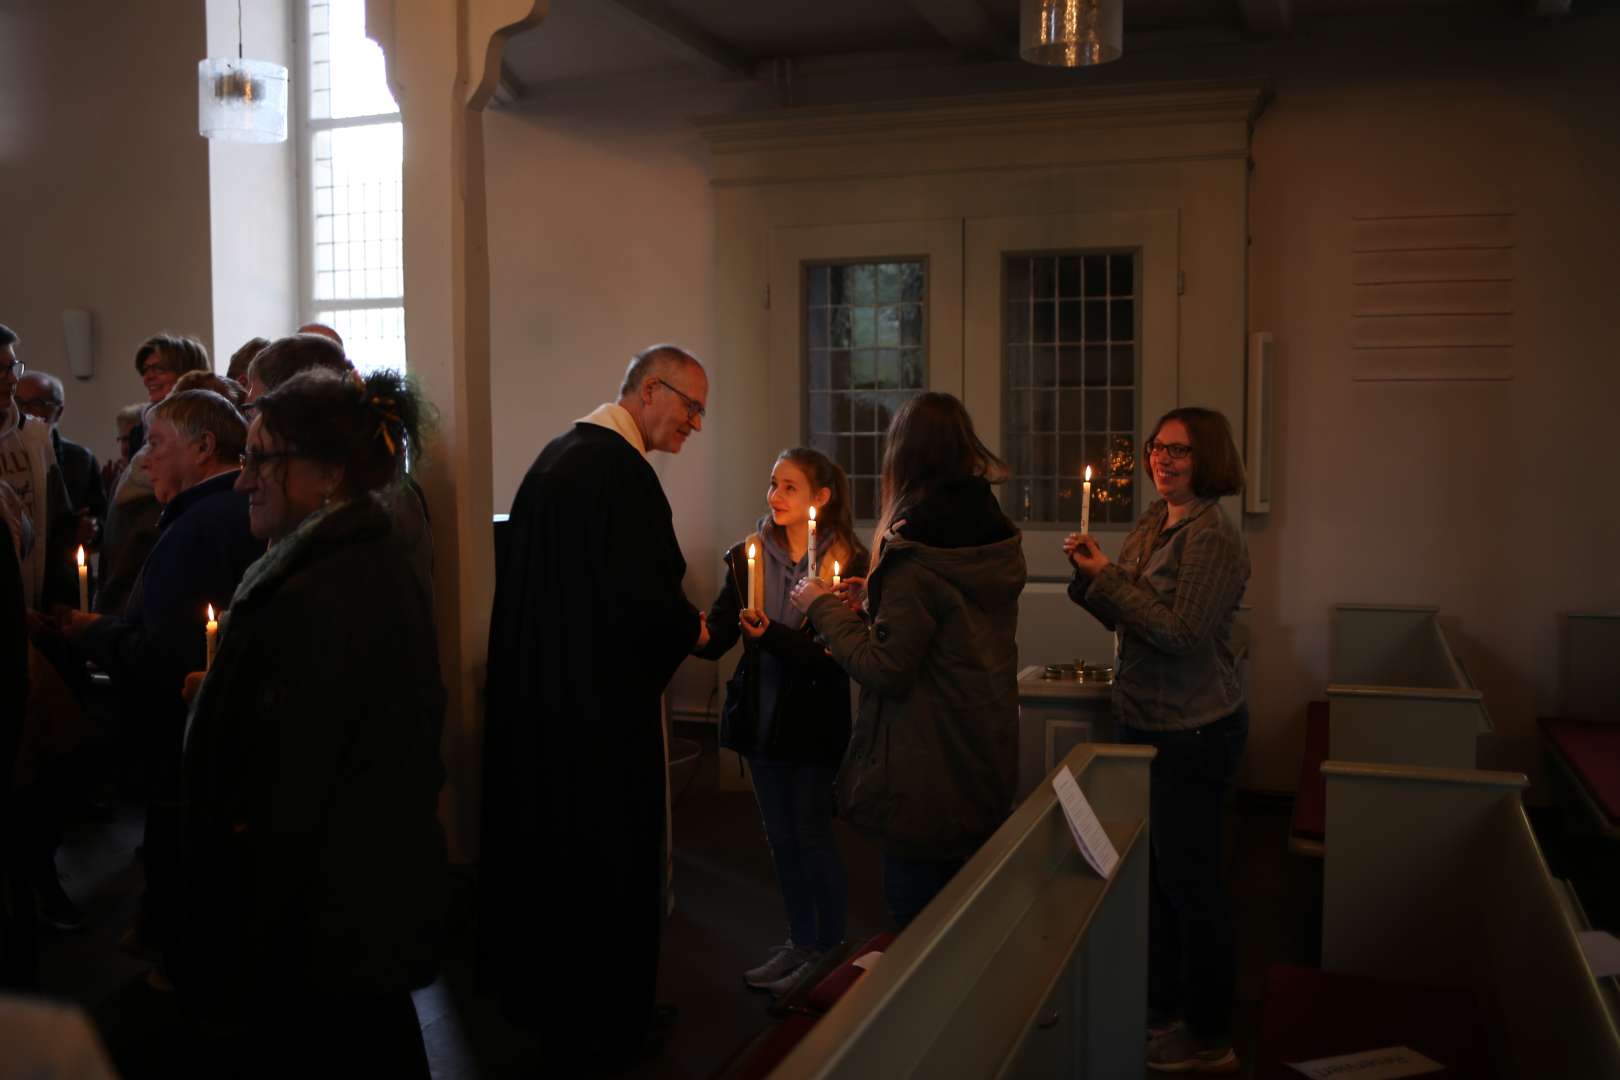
[1,320,444,1075]
[1,325,1251,1075]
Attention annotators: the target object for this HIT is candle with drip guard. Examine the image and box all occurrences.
[205,605,218,671]
[1080,466,1093,537]
[807,505,818,579]
[76,546,88,611]
[747,543,759,613]
[832,560,841,588]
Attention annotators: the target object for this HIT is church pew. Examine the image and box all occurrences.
[763,743,1155,1079]
[1541,611,1620,839]
[1326,603,1490,770]
[1298,760,1620,1077]
[1291,604,1490,857]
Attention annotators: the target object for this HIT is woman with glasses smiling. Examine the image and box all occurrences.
[1063,406,1250,1075]
[177,367,446,1077]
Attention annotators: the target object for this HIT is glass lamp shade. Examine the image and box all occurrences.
[198,57,288,143]
[1020,0,1123,67]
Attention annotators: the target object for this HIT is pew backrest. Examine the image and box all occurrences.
[1327,603,1489,768]
[1561,611,1620,722]
[770,744,1155,1079]
[1322,761,1620,1076]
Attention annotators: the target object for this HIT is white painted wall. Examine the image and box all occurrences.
[0,0,213,461]
[484,12,1620,791]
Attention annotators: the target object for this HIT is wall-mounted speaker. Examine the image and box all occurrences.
[62,309,94,381]
[1246,331,1274,514]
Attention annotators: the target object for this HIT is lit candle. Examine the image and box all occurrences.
[1080,465,1093,536]
[807,505,818,579]
[747,543,759,613]
[205,604,218,670]
[76,545,88,610]
[832,560,841,588]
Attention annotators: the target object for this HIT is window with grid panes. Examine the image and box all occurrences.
[804,261,926,521]
[1004,252,1138,526]
[304,0,405,373]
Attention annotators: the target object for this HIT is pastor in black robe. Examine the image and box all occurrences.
[480,419,699,1068]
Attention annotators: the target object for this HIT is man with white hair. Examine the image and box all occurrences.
[481,344,710,1070]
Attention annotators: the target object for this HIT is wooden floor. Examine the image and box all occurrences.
[31,724,1615,1078]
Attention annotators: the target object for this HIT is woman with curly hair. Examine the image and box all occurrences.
[177,368,446,1077]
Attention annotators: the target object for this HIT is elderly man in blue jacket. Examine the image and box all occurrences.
[61,388,264,982]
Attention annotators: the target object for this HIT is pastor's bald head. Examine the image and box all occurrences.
[617,344,702,399]
[616,343,707,455]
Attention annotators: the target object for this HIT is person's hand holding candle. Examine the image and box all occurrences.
[740,608,769,641]
[790,576,832,613]
[1063,532,1109,578]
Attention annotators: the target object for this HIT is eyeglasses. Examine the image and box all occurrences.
[238,449,301,475]
[656,378,706,422]
[0,361,24,378]
[1144,439,1194,460]
[141,362,174,378]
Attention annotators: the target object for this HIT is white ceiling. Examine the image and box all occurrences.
[500,0,1564,93]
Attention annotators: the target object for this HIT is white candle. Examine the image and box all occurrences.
[807,505,818,579]
[832,560,841,588]
[76,545,88,610]
[205,605,218,670]
[1080,465,1093,536]
[747,543,759,613]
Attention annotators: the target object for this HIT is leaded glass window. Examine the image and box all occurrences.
[1005,252,1138,527]
[805,261,926,520]
[304,0,405,373]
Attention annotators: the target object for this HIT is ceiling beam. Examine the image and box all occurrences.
[597,0,753,79]
[1238,0,1293,36]
[906,0,1012,59]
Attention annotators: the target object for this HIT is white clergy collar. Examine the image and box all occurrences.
[576,402,646,458]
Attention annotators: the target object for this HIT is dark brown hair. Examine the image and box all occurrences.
[248,333,351,392]
[255,368,430,498]
[172,370,246,407]
[773,447,867,567]
[133,334,210,378]
[1147,406,1245,498]
[875,392,1005,549]
[226,336,270,382]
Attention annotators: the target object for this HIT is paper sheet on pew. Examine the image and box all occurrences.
[1285,1046,1442,1079]
[1578,930,1620,978]
[1052,766,1118,879]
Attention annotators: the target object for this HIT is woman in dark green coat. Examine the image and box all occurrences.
[177,368,445,1078]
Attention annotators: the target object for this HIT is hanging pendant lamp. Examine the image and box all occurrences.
[1020,0,1123,67]
[199,0,288,143]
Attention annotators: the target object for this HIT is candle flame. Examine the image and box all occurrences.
[207,604,216,622]
[808,505,816,522]
[76,545,85,567]
[748,543,756,559]
[1084,465,1092,482]
[834,560,840,575]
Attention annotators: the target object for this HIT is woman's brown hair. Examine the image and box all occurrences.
[773,447,867,568]
[1147,406,1245,498]
[133,334,210,379]
[255,368,431,499]
[874,392,1005,553]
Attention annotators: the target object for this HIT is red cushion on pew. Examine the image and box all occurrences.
[1540,717,1620,822]
[1291,701,1330,842]
[804,933,896,1013]
[1256,964,1490,1079]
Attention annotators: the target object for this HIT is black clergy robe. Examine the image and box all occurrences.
[479,420,699,1067]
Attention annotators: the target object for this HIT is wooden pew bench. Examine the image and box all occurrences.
[1290,604,1491,857]
[724,743,1155,1079]
[1541,612,1620,839]
[1261,761,1620,1077]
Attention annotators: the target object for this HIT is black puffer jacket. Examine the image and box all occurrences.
[808,477,1026,860]
[177,494,448,1012]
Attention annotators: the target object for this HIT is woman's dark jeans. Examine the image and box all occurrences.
[1121,706,1248,1043]
[749,759,847,951]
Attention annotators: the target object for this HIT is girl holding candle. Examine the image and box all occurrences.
[1062,406,1249,1074]
[694,447,868,996]
[791,393,1025,931]
[178,368,445,1077]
